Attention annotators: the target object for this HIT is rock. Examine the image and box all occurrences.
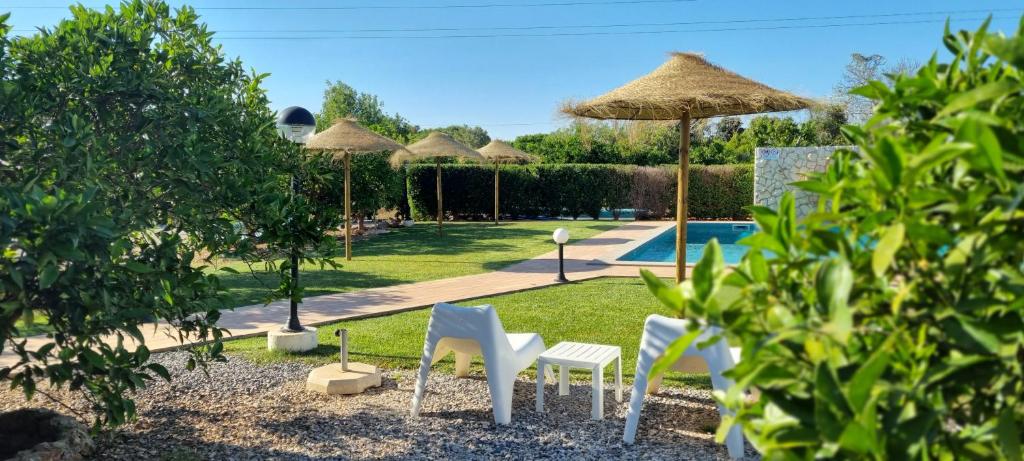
[0,408,93,461]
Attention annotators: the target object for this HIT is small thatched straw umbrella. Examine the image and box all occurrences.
[477,140,534,225]
[306,119,411,261]
[391,132,485,235]
[564,52,812,283]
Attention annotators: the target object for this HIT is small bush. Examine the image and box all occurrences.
[643,18,1024,459]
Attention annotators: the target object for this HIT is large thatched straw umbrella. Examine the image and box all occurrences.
[391,132,485,235]
[564,52,812,283]
[306,119,411,261]
[477,140,534,225]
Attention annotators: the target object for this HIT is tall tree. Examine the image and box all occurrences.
[409,124,491,149]
[834,53,887,123]
[834,53,921,123]
[0,1,343,427]
[316,80,418,143]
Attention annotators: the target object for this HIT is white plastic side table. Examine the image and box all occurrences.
[535,341,622,420]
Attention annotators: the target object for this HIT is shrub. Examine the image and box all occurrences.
[347,152,406,222]
[406,163,752,221]
[602,166,634,220]
[630,166,674,219]
[686,164,753,220]
[643,18,1024,459]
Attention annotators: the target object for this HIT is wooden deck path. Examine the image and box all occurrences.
[1,222,681,367]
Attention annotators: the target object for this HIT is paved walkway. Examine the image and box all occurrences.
[1,222,680,367]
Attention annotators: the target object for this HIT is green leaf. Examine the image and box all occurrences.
[837,422,874,455]
[846,339,892,410]
[813,361,850,441]
[872,223,905,277]
[937,79,1018,117]
[955,315,1001,354]
[124,261,154,274]
[816,259,853,343]
[650,327,702,380]
[640,269,682,312]
[692,239,724,302]
[38,264,59,289]
[997,406,1022,461]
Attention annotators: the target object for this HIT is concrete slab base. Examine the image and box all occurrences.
[306,362,382,395]
[267,327,318,352]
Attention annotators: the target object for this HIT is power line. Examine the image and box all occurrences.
[207,15,1014,40]
[143,7,1024,33]
[5,6,1015,38]
[0,0,696,11]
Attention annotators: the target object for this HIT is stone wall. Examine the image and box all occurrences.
[754,146,846,217]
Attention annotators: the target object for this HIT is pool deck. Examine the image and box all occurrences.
[0,221,686,368]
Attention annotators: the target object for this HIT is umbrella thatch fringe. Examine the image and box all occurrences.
[389,131,484,168]
[562,52,816,120]
[478,140,535,164]
[306,118,410,159]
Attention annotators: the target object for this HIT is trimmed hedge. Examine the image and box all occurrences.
[405,163,753,221]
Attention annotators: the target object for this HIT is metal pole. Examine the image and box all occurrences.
[556,244,569,283]
[336,328,349,371]
[286,175,302,332]
[436,157,443,236]
[676,113,691,284]
[344,153,352,261]
[494,162,500,225]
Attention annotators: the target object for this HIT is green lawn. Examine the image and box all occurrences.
[224,277,710,389]
[14,312,52,336]
[216,220,620,308]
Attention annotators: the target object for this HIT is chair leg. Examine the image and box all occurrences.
[559,364,570,396]
[536,359,546,413]
[411,337,437,417]
[614,355,623,403]
[624,338,657,444]
[591,366,604,420]
[705,345,744,459]
[487,369,515,425]
[454,352,471,378]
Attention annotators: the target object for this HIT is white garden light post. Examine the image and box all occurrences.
[553,227,569,283]
[269,106,319,351]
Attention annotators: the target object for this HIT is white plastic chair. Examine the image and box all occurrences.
[624,314,745,459]
[411,302,548,425]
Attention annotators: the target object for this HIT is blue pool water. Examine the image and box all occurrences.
[618,222,755,264]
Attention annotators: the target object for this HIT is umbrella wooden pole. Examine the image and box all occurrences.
[676,113,691,284]
[436,157,443,236]
[494,162,500,225]
[344,153,352,261]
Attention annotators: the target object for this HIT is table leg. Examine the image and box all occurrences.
[536,359,546,413]
[559,364,569,396]
[592,366,604,420]
[614,355,623,403]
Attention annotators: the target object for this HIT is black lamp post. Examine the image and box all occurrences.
[276,106,316,333]
[553,227,569,283]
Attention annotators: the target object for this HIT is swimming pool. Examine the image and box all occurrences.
[617,222,755,264]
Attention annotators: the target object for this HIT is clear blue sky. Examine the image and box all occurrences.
[3,1,1021,139]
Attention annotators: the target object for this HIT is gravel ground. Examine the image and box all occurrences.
[0,352,758,460]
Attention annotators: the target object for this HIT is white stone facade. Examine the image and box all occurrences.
[754,146,850,217]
